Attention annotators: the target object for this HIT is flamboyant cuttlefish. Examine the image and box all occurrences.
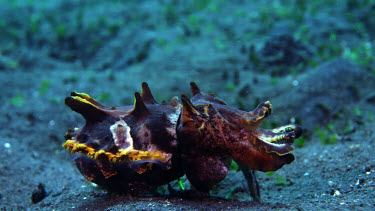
[63,82,302,201]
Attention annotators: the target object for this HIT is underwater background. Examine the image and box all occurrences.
[1,0,375,210]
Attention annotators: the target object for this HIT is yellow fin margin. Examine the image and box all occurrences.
[63,140,168,163]
[70,96,99,110]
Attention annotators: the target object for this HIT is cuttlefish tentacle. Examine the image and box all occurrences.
[240,101,273,131]
[263,124,303,138]
[254,131,294,145]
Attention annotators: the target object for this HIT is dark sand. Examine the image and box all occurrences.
[1,1,374,210]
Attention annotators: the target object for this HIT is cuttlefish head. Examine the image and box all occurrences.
[178,82,302,172]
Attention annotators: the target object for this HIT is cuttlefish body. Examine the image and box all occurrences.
[63,82,302,199]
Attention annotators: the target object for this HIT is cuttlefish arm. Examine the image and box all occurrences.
[229,124,302,172]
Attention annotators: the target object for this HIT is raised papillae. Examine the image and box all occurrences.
[63,82,302,200]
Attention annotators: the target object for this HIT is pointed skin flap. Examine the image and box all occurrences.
[190,81,202,96]
[130,92,150,119]
[141,82,158,104]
